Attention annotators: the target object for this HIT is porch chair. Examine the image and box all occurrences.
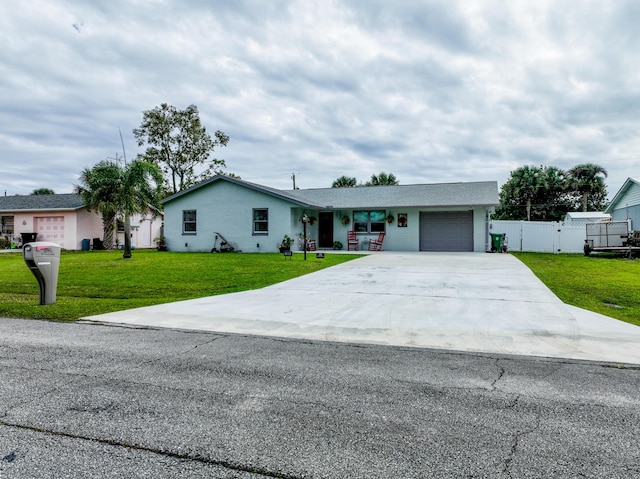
[306,239,317,251]
[347,231,359,250]
[368,232,386,251]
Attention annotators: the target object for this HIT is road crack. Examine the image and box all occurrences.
[181,335,224,354]
[490,359,506,391]
[501,399,541,478]
[0,419,305,479]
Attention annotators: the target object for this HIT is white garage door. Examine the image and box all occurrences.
[35,216,65,248]
[419,211,473,251]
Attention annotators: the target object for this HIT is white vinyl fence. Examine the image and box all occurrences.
[489,220,587,254]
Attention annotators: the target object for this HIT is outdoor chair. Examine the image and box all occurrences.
[347,231,359,250]
[368,232,385,251]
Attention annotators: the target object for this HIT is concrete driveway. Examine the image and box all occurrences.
[83,252,640,365]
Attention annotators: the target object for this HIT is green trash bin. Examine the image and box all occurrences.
[490,233,506,253]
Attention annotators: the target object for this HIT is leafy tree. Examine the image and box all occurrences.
[133,103,229,194]
[31,188,55,195]
[331,176,357,188]
[539,166,573,221]
[567,163,608,212]
[75,161,122,249]
[493,165,572,221]
[75,160,163,257]
[365,172,399,186]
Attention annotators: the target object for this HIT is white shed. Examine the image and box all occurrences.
[564,212,611,223]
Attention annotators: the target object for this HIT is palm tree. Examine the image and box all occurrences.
[116,160,163,258]
[511,165,542,221]
[75,160,163,257]
[75,161,122,249]
[567,163,608,212]
[331,176,357,188]
[365,172,399,186]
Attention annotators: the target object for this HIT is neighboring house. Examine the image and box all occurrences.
[0,194,162,250]
[564,212,611,223]
[605,177,640,229]
[162,175,499,253]
[0,194,102,249]
[113,209,164,250]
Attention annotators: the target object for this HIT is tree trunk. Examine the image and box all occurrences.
[102,213,115,249]
[123,214,132,258]
[582,193,588,212]
[526,198,532,221]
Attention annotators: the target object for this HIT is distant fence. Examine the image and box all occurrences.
[489,220,586,254]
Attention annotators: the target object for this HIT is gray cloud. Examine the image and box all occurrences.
[1,0,638,198]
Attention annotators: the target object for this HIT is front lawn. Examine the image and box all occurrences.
[512,252,640,327]
[0,250,361,321]
[4,249,637,327]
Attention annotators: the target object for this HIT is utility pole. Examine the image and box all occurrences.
[291,173,296,190]
[119,128,127,165]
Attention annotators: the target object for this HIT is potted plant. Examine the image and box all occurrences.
[300,214,317,225]
[278,234,293,252]
[154,235,167,251]
[333,241,343,250]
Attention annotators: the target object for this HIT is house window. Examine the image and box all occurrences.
[353,210,386,233]
[183,210,197,234]
[1,216,14,236]
[253,209,268,234]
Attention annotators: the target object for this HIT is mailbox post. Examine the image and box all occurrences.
[23,242,62,305]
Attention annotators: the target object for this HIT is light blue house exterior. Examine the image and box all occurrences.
[605,177,640,229]
[162,176,498,253]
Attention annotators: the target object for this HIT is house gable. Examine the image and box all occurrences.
[163,177,305,252]
[605,178,640,212]
[163,175,316,208]
[605,178,640,229]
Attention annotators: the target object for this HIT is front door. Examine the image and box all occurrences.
[318,212,334,248]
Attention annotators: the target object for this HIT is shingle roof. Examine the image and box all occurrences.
[162,175,499,209]
[0,194,85,213]
[285,181,499,209]
[162,175,317,207]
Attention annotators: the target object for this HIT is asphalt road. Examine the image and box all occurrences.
[1,318,639,479]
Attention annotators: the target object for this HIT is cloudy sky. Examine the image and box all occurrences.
[1,1,638,198]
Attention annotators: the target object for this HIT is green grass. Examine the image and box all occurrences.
[0,250,362,321]
[512,252,640,327]
[4,249,638,328]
